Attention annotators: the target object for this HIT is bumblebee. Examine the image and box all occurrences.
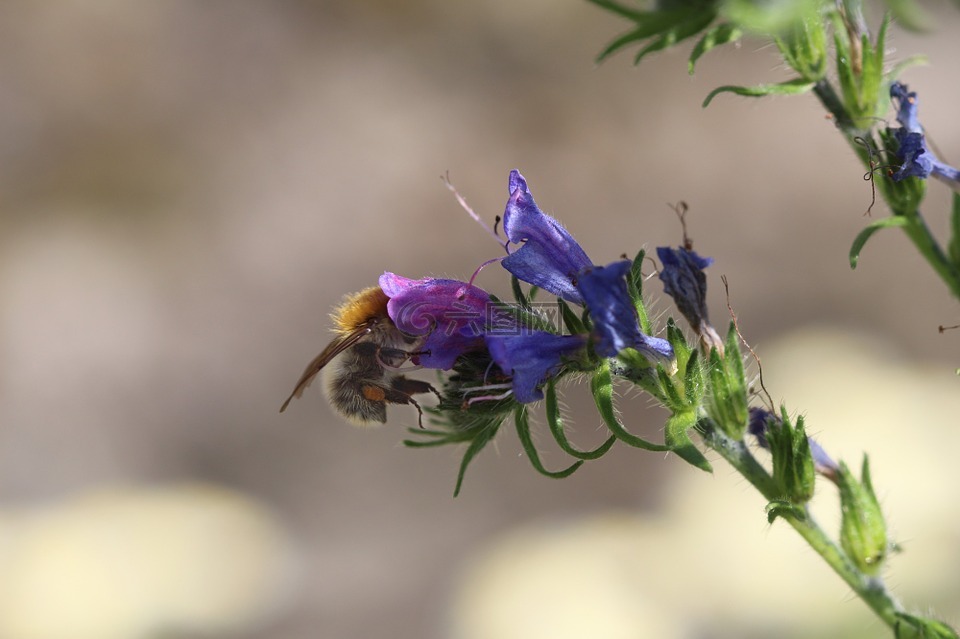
[279,286,437,425]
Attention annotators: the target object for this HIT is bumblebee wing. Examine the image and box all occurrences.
[279,327,370,413]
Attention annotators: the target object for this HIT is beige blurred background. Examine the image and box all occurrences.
[0,2,958,638]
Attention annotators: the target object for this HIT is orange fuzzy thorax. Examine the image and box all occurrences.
[331,286,390,333]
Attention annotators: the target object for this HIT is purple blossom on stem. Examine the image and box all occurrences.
[379,272,497,369]
[501,170,593,304]
[657,246,723,352]
[577,261,673,362]
[486,332,588,403]
[890,82,960,185]
[657,246,712,329]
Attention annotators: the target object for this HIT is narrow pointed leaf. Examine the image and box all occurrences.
[592,360,670,451]
[665,411,712,472]
[546,381,616,460]
[557,298,586,335]
[689,22,741,74]
[634,11,717,65]
[451,422,502,497]
[511,274,530,308]
[849,216,912,268]
[627,249,652,334]
[703,78,815,107]
[515,406,583,479]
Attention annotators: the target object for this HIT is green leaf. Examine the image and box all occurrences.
[515,406,584,479]
[665,411,712,472]
[683,348,705,406]
[689,22,741,74]
[588,3,718,64]
[626,249,653,334]
[657,364,686,412]
[849,216,912,269]
[774,14,827,82]
[451,421,502,497]
[545,381,616,460]
[592,360,670,451]
[633,10,718,65]
[511,275,530,308]
[702,78,815,107]
[557,298,586,335]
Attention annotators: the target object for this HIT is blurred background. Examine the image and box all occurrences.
[0,2,958,638]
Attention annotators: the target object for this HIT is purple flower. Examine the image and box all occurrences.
[379,272,497,369]
[501,170,593,304]
[890,83,960,184]
[577,261,673,362]
[656,246,713,331]
[747,406,776,448]
[657,246,724,352]
[807,437,839,478]
[486,332,588,403]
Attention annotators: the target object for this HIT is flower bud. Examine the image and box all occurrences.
[763,409,816,504]
[837,456,888,575]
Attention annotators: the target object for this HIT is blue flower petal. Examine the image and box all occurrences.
[656,246,713,332]
[486,332,588,403]
[889,82,960,185]
[501,170,593,304]
[577,261,674,362]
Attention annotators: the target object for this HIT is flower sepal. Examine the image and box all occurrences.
[838,455,889,575]
[832,12,888,130]
[774,13,827,82]
[764,407,816,504]
[655,319,703,414]
[625,249,653,334]
[664,409,712,473]
[705,322,749,439]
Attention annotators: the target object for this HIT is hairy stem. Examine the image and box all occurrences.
[813,79,960,301]
[699,419,905,629]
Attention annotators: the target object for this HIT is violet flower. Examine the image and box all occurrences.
[890,82,960,185]
[486,332,589,403]
[577,261,673,362]
[657,246,723,352]
[500,170,593,304]
[379,272,498,369]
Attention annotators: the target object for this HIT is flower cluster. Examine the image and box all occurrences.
[375,170,738,494]
[380,170,674,406]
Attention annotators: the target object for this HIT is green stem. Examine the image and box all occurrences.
[699,419,905,630]
[895,209,960,299]
[812,79,960,300]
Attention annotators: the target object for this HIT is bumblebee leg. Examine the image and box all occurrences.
[385,377,439,428]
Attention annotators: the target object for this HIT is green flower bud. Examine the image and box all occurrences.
[837,456,888,575]
[775,13,828,82]
[764,409,816,504]
[705,323,749,439]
